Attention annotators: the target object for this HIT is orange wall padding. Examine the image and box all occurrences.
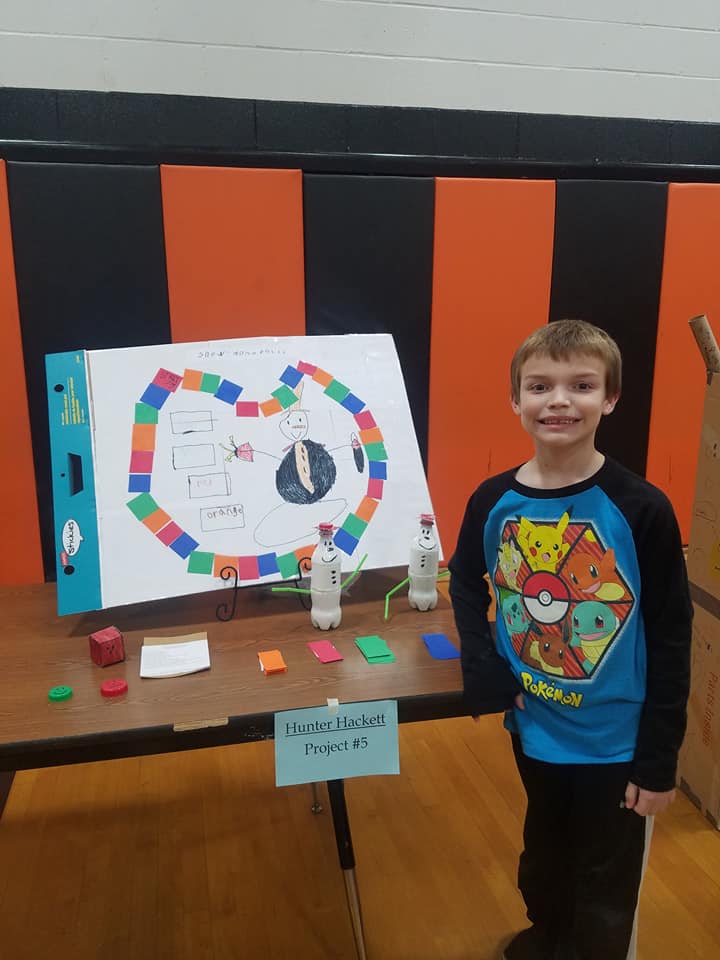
[0,160,44,584]
[428,178,556,557]
[646,184,720,543]
[161,167,306,342]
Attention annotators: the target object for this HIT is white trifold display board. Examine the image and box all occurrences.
[48,334,438,613]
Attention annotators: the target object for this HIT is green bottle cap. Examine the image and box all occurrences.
[48,685,73,702]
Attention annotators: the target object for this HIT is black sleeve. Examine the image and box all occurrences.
[448,487,520,716]
[631,494,693,792]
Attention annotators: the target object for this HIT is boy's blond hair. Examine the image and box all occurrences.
[510,319,622,402]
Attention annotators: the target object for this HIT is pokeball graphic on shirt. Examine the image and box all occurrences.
[521,571,570,625]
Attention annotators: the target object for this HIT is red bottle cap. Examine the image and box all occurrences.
[420,513,435,525]
[100,679,128,698]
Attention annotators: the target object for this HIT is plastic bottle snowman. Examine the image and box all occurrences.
[408,513,439,612]
[310,522,342,630]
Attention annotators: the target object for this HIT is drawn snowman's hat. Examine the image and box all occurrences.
[288,380,308,412]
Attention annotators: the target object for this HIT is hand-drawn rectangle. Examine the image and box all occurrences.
[188,472,230,499]
[200,503,245,531]
[170,410,215,434]
[172,444,216,470]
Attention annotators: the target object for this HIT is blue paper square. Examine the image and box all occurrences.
[128,474,152,493]
[334,527,359,556]
[279,365,303,388]
[139,382,171,410]
[422,633,460,660]
[368,460,387,480]
[215,379,243,405]
[340,393,365,414]
[258,552,280,577]
[169,532,200,559]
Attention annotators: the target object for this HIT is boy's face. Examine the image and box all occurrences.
[511,353,618,452]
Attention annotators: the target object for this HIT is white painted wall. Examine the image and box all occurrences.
[2,1,720,121]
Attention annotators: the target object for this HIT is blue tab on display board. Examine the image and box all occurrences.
[274,699,399,787]
[46,351,102,614]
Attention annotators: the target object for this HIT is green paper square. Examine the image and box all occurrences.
[272,385,300,409]
[187,551,214,575]
[355,635,394,663]
[364,442,388,461]
[277,551,301,579]
[200,373,221,394]
[324,379,350,403]
[127,493,159,521]
[342,513,367,539]
[135,401,159,424]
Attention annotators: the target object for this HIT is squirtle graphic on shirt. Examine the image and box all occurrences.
[569,601,616,675]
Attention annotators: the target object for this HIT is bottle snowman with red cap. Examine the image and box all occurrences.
[310,522,343,630]
[408,513,439,611]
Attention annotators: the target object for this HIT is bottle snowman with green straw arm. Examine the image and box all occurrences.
[310,522,342,630]
[408,513,439,611]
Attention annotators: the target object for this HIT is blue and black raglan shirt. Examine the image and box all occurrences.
[449,457,693,792]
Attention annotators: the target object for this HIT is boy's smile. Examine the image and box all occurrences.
[512,354,618,454]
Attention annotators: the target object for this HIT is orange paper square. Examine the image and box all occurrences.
[182,368,204,390]
[355,496,379,523]
[132,423,157,450]
[295,545,313,572]
[213,555,239,577]
[260,397,283,417]
[142,509,171,533]
[312,367,333,387]
[258,649,287,675]
[359,426,384,445]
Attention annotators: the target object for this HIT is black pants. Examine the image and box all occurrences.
[511,735,649,960]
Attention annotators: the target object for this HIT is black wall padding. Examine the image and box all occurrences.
[549,181,668,477]
[7,162,171,579]
[303,175,435,467]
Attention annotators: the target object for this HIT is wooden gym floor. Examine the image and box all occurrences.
[0,713,718,959]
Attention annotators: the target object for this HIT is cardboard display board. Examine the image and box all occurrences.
[680,372,720,828]
[46,335,437,615]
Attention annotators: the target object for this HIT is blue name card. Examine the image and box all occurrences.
[274,699,399,787]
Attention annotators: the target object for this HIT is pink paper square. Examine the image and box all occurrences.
[236,401,260,417]
[297,361,317,375]
[153,368,182,392]
[367,478,384,500]
[308,639,343,663]
[355,410,376,430]
[238,556,260,580]
[130,450,154,473]
[156,522,182,545]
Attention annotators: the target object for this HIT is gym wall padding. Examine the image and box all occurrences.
[549,181,668,479]
[0,159,711,586]
[161,166,306,343]
[0,160,44,584]
[646,184,720,543]
[6,162,172,579]
[428,178,555,555]
[303,175,435,469]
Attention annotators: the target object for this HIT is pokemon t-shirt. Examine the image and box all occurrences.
[449,457,692,791]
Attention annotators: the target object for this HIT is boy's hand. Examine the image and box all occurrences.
[624,781,676,816]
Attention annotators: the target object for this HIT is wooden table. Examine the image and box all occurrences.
[0,570,465,959]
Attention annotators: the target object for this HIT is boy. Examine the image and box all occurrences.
[449,319,692,960]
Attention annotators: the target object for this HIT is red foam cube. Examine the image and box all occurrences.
[89,626,125,667]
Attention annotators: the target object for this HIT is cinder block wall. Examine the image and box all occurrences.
[2,1,720,121]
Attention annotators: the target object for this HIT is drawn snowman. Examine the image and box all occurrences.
[221,382,364,547]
